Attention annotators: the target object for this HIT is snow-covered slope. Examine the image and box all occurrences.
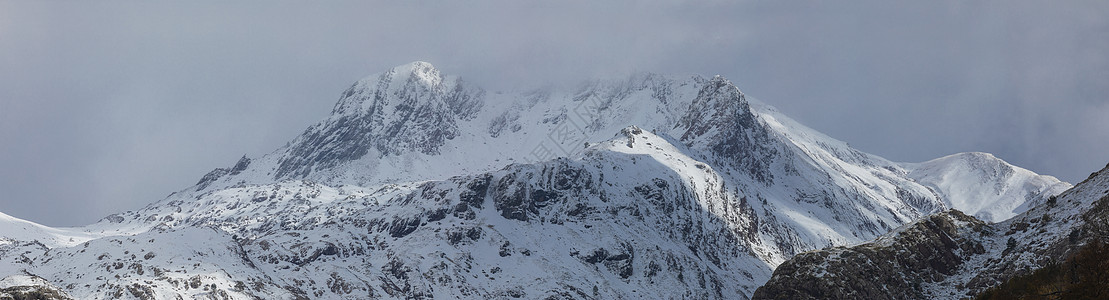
[0,62,1068,299]
[0,211,89,248]
[0,211,130,278]
[904,152,1071,222]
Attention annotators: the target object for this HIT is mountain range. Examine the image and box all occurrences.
[0,62,1083,299]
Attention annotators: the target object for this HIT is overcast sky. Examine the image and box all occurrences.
[1,1,1106,226]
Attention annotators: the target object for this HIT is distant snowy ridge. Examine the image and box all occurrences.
[0,211,106,248]
[904,152,1071,222]
[0,62,1068,299]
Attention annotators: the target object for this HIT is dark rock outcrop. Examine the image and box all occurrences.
[753,210,988,300]
[195,155,251,190]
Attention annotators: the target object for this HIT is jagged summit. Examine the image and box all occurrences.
[330,61,455,116]
[393,61,442,86]
[275,62,485,179]
[678,75,776,184]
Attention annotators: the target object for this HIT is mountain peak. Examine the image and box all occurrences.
[331,61,449,116]
[275,62,484,179]
[905,152,1071,222]
[676,74,777,183]
[390,61,441,87]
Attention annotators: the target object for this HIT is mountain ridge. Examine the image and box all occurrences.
[904,152,1071,222]
[0,62,1070,299]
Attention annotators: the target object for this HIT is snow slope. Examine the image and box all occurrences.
[0,211,103,248]
[904,152,1071,222]
[0,62,1069,299]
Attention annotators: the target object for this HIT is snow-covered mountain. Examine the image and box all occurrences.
[903,152,1071,222]
[0,62,1068,299]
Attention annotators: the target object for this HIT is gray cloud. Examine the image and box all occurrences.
[1,1,1106,226]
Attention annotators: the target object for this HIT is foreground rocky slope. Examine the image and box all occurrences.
[0,62,1068,299]
[976,240,1109,299]
[754,163,1109,299]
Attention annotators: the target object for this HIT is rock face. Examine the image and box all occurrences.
[676,76,777,184]
[0,62,1071,299]
[754,163,1109,299]
[753,210,988,300]
[275,61,485,179]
